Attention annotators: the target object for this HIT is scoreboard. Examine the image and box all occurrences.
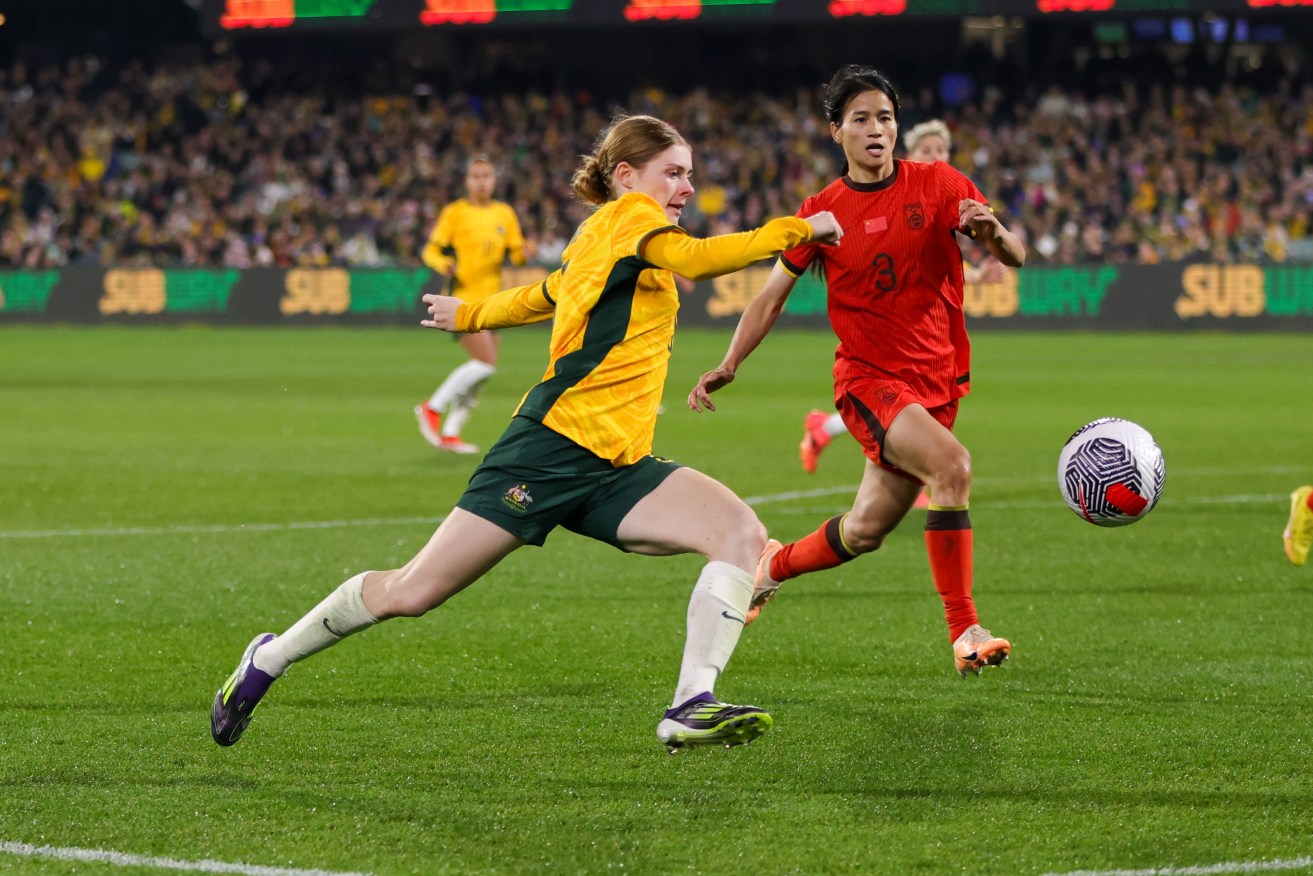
[202,0,1311,31]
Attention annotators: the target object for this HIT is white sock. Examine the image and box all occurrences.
[428,359,496,415]
[252,572,380,677]
[672,561,753,706]
[824,413,848,438]
[442,395,477,438]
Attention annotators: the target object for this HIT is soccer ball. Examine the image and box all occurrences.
[1058,418,1165,526]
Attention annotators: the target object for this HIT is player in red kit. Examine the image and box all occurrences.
[688,65,1027,676]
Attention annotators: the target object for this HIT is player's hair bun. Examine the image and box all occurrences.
[571,153,612,206]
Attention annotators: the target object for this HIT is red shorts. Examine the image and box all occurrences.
[835,376,959,483]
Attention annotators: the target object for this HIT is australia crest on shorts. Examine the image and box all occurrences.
[502,483,534,512]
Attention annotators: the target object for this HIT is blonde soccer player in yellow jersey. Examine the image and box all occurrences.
[415,155,530,454]
[211,113,842,752]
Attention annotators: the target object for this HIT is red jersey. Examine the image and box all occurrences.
[781,159,986,407]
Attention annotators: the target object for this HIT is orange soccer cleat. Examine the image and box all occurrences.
[438,435,479,455]
[799,410,833,475]
[745,539,783,626]
[952,624,1011,677]
[414,403,444,448]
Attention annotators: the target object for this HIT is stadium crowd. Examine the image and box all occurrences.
[1,52,1310,269]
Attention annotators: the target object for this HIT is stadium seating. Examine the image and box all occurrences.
[1,54,1309,268]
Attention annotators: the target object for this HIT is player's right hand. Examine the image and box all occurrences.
[804,211,843,245]
[421,293,462,331]
[687,366,735,413]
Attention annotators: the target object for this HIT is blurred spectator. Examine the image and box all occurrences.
[0,53,1309,268]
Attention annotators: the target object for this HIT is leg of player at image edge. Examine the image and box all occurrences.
[655,562,772,754]
[1283,485,1313,566]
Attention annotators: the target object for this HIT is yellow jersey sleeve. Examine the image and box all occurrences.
[641,216,814,280]
[421,205,456,274]
[502,203,527,266]
[454,274,557,331]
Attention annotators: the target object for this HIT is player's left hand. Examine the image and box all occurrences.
[958,199,1001,241]
[421,293,462,331]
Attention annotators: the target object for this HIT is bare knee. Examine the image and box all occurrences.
[708,506,768,569]
[927,447,972,504]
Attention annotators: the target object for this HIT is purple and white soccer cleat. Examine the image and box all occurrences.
[655,691,773,754]
[210,633,277,747]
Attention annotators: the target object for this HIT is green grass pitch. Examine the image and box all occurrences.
[2,325,1311,875]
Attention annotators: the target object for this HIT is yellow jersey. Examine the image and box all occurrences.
[421,199,526,303]
[455,192,812,466]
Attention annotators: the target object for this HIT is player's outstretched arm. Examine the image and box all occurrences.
[421,277,556,332]
[644,212,840,281]
[688,261,799,413]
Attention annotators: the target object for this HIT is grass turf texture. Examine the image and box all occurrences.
[2,325,1311,876]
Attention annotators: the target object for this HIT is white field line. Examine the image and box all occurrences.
[1043,855,1313,876]
[0,840,374,876]
[741,485,858,504]
[0,487,1290,541]
[0,516,448,540]
[2,843,1305,876]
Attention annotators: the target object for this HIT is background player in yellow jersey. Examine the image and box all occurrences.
[212,114,842,753]
[415,155,530,454]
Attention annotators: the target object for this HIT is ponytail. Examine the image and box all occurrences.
[571,153,613,206]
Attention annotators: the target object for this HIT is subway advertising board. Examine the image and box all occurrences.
[2,263,1311,329]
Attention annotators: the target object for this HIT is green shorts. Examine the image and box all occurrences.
[456,416,682,549]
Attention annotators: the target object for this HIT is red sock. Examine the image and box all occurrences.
[925,508,977,642]
[1306,491,1313,511]
[770,515,858,581]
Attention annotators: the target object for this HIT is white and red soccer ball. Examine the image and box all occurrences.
[1058,418,1165,527]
